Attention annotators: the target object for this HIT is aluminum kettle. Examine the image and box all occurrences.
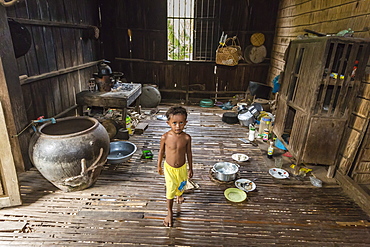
[97,60,112,77]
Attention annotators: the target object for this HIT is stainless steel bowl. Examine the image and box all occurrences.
[107,141,137,164]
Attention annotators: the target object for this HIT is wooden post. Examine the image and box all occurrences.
[0,6,30,171]
[0,101,22,207]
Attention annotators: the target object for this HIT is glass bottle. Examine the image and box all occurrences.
[267,141,274,159]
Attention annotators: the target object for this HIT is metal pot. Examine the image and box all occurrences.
[237,103,248,113]
[238,111,255,127]
[248,103,263,118]
[212,162,239,181]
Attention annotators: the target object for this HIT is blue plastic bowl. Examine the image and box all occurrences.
[200,99,214,107]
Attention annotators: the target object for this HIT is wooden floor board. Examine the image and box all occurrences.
[0,104,369,246]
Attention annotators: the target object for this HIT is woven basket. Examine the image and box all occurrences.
[250,33,265,46]
[216,37,243,66]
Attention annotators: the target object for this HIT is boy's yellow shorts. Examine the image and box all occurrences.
[164,161,187,199]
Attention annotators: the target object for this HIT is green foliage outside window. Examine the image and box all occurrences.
[167,20,193,60]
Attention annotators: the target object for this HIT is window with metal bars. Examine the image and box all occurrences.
[167,0,221,61]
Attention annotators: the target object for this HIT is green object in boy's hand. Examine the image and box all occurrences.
[141,150,153,159]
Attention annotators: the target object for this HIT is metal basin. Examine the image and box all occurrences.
[107,141,137,164]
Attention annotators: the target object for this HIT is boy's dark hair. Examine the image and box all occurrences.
[165,106,188,120]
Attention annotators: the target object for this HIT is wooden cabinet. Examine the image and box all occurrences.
[274,37,370,165]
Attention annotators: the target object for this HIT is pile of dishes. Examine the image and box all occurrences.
[224,178,257,202]
[221,153,256,202]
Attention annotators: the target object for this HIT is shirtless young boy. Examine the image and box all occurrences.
[157,106,193,227]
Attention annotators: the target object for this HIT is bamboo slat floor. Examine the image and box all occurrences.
[0,104,369,246]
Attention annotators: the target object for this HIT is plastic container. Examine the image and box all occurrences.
[126,116,133,135]
[259,116,271,135]
[200,99,214,107]
[274,157,283,168]
[248,125,256,141]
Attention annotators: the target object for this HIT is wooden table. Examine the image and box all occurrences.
[76,83,142,128]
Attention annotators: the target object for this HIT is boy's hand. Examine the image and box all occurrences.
[158,167,164,175]
[188,169,193,179]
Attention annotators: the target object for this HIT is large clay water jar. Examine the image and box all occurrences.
[29,116,110,192]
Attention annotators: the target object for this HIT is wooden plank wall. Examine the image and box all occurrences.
[351,122,370,182]
[6,0,100,121]
[268,0,370,83]
[338,75,370,182]
[100,0,279,101]
[3,0,101,169]
[268,1,370,183]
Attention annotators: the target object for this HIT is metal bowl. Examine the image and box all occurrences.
[107,141,137,164]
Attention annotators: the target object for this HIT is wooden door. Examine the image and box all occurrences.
[0,100,22,208]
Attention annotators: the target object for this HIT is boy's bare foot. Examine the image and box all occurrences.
[176,196,185,204]
[163,214,173,227]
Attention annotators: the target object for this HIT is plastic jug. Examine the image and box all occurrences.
[259,117,271,135]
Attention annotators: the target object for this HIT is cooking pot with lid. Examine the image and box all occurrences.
[212,162,239,181]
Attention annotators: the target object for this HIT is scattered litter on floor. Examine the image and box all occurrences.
[310,176,323,187]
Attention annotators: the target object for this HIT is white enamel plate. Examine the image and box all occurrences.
[235,178,256,192]
[232,153,249,162]
[269,168,289,179]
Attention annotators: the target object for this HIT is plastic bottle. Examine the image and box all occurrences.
[126,116,133,135]
[267,141,274,159]
[259,116,272,135]
[248,124,256,141]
